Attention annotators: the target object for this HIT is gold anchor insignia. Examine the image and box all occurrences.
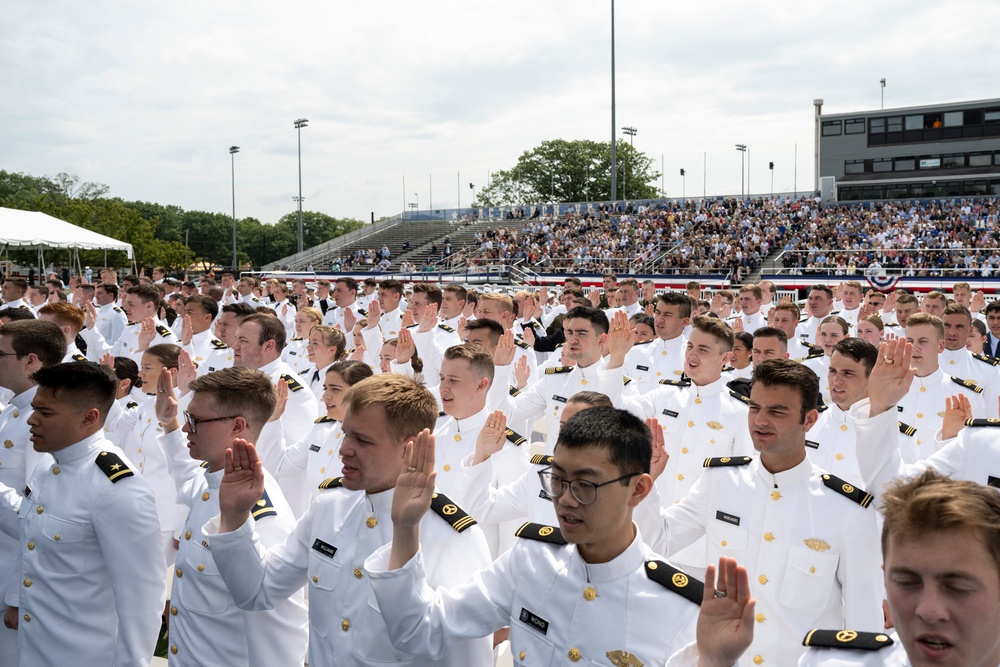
[803,538,831,552]
[671,573,688,587]
[442,504,458,515]
[607,650,645,667]
[707,421,723,430]
[842,483,855,494]
[836,630,858,643]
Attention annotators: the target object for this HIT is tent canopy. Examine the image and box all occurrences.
[0,207,133,259]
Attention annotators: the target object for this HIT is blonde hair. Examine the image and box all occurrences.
[344,375,438,442]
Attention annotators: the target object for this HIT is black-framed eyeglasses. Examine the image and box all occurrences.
[537,467,641,506]
[183,411,238,434]
[0,351,25,360]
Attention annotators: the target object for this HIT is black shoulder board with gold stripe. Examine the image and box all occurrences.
[530,454,554,466]
[318,477,345,490]
[514,339,530,349]
[898,421,916,437]
[951,376,984,394]
[509,385,521,397]
[211,339,229,350]
[973,353,999,366]
[113,306,123,313]
[633,339,652,346]
[816,404,829,412]
[644,561,703,606]
[821,473,874,508]
[314,416,336,424]
[515,521,567,545]
[252,490,277,520]
[357,308,368,317]
[71,353,88,362]
[505,427,526,446]
[280,374,305,392]
[703,456,752,468]
[291,336,304,341]
[126,401,139,409]
[806,348,825,359]
[660,378,691,387]
[95,451,134,483]
[545,366,573,374]
[200,461,210,468]
[438,411,447,417]
[623,375,633,386]
[964,418,1000,428]
[728,389,750,403]
[430,492,477,533]
[802,629,894,650]
[156,324,172,338]
[438,323,456,333]
[722,365,735,372]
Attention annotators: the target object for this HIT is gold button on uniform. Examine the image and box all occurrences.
[583,587,597,601]
[920,386,927,393]
[170,606,177,616]
[312,575,319,583]
[176,567,183,578]
[519,651,526,660]
[443,464,451,472]
[22,579,30,588]
[320,467,325,473]
[197,564,205,572]
[755,613,765,623]
[694,397,702,404]
[721,540,728,547]
[36,505,44,514]
[53,534,60,541]
[753,656,763,665]
[840,424,848,432]
[185,531,192,540]
[770,491,780,501]
[453,434,461,442]
[763,532,774,542]
[170,645,178,655]
[3,440,11,448]
[22,614,29,623]
[677,474,684,481]
[568,648,581,662]
[366,517,377,528]
[202,492,210,501]
[26,541,34,550]
[354,568,363,579]
[342,619,350,632]
[758,575,768,585]
[687,421,695,427]
[681,447,688,454]
[52,466,60,475]
[835,453,844,461]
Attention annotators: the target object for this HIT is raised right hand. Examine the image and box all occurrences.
[219,439,266,533]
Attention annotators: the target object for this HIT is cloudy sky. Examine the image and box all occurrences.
[3,0,998,229]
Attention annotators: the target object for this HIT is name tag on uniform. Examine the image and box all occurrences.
[662,409,679,418]
[309,444,321,452]
[312,539,337,558]
[636,365,649,372]
[988,476,1000,489]
[805,440,819,449]
[716,511,741,526]
[539,490,553,502]
[23,485,30,497]
[897,406,904,412]
[552,395,567,403]
[519,608,549,635]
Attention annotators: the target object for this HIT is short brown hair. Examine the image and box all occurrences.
[943,303,972,323]
[38,302,85,333]
[860,314,885,331]
[412,283,443,307]
[751,358,818,422]
[143,343,181,369]
[739,284,762,300]
[240,313,287,351]
[773,302,801,320]
[896,293,919,307]
[820,315,850,336]
[0,319,66,367]
[188,366,277,437]
[477,293,514,315]
[923,291,947,305]
[567,391,614,409]
[691,315,734,352]
[905,312,944,339]
[442,344,494,386]
[126,284,161,306]
[344,374,438,442]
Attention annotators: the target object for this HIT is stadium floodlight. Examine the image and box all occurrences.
[294,119,309,254]
[735,144,747,197]
[229,146,240,270]
[880,78,886,109]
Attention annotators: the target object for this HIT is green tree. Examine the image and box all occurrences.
[274,211,366,258]
[472,139,660,207]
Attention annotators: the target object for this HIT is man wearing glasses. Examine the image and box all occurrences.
[364,406,756,667]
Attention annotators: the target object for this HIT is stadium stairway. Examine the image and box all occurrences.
[300,219,462,271]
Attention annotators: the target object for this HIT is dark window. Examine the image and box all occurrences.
[822,120,842,136]
[862,186,883,199]
[964,180,988,196]
[872,158,893,173]
[845,119,865,135]
[985,109,1000,124]
[839,187,862,201]
[870,118,885,134]
[887,116,903,132]
[943,154,965,168]
[945,181,963,196]
[894,158,915,171]
[970,153,993,167]
[844,160,865,174]
[886,185,910,199]
[964,109,983,125]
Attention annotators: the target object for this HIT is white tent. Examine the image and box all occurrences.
[0,207,133,258]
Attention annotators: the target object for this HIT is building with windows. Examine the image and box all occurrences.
[817,98,1000,201]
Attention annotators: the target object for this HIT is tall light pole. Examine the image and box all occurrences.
[610,0,618,201]
[229,146,239,270]
[622,126,636,199]
[735,144,747,196]
[880,78,886,109]
[294,118,308,254]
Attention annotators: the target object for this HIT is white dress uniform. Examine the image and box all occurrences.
[95,301,127,344]
[797,315,829,346]
[728,310,766,334]
[409,323,463,381]
[790,338,824,363]
[940,347,1000,418]
[257,358,319,445]
[837,307,861,331]
[160,430,309,667]
[797,630,902,666]
[433,408,531,556]
[323,302,367,331]
[649,456,886,667]
[281,336,311,375]
[80,317,179,363]
[623,376,753,504]
[258,416,342,517]
[377,307,404,340]
[303,361,334,403]
[803,355,832,405]
[204,482,494,667]
[240,293,265,308]
[896,367,984,463]
[806,404,864,486]
[0,387,39,663]
[503,359,622,453]
[365,525,704,667]
[184,329,234,376]
[851,399,1000,497]
[269,299,297,335]
[622,335,687,394]
[0,434,165,666]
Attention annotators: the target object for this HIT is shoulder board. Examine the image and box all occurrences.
[623,375,633,386]
[357,308,368,317]
[95,451,134,483]
[831,310,841,315]
[703,456,753,468]
[816,403,829,412]
[508,385,521,397]
[290,336,303,342]
[280,374,305,392]
[71,353,88,362]
[505,427,527,446]
[126,320,136,326]
[252,489,277,520]
[659,378,691,387]
[806,348,826,359]
[728,388,750,404]
[555,342,565,348]
[156,324,172,338]
[802,629,894,651]
[314,416,336,424]
[951,376,984,394]
[438,411,447,417]
[632,339,652,345]
[210,339,229,350]
[530,454,554,466]
[514,339,530,349]
[973,353,999,366]
[515,521,567,545]
[545,366,573,374]
[799,316,810,323]
[898,421,916,436]
[430,492,477,533]
[406,323,420,329]
[113,306,123,313]
[126,401,139,409]
[821,473,874,508]
[644,560,704,606]
[200,461,210,468]
[721,365,735,372]
[438,323,456,333]
[318,477,344,490]
[804,341,821,349]
[964,418,1000,428]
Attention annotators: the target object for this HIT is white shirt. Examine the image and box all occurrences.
[96,301,127,344]
[623,336,687,394]
[896,366,985,463]
[806,403,864,486]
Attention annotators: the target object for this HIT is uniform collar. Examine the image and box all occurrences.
[191,329,214,344]
[448,406,489,433]
[205,467,224,488]
[655,335,686,351]
[366,486,395,513]
[259,357,285,376]
[573,524,646,583]
[51,431,106,465]
[752,455,814,489]
[11,385,38,409]
[915,365,944,383]
[693,375,728,395]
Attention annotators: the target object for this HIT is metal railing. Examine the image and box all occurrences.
[262,214,405,271]
[771,247,1000,276]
